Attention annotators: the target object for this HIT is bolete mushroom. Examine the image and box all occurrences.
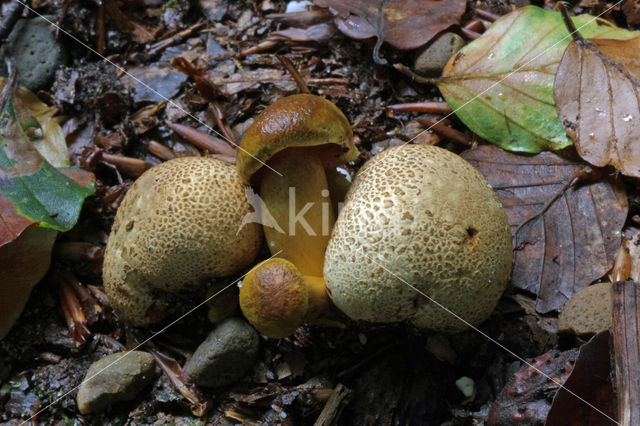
[236,94,358,278]
[324,144,513,333]
[103,157,263,325]
[239,258,309,338]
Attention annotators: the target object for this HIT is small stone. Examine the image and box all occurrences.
[76,351,155,414]
[413,32,465,76]
[0,17,68,91]
[558,282,612,336]
[185,317,259,387]
[455,376,475,398]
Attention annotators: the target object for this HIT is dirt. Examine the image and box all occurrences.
[0,0,632,425]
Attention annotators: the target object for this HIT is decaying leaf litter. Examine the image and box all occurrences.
[2,0,640,424]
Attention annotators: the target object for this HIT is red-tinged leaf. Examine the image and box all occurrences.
[488,348,578,425]
[545,331,617,426]
[0,226,57,339]
[461,145,627,313]
[0,79,95,247]
[311,0,466,51]
[555,36,640,177]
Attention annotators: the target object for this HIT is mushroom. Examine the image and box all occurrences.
[236,94,359,278]
[324,144,513,333]
[239,258,309,338]
[103,157,263,325]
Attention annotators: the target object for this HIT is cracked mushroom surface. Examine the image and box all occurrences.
[103,157,262,326]
[324,145,513,333]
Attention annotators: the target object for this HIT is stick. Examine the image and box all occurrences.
[314,383,352,426]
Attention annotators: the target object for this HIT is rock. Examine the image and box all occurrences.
[0,17,68,91]
[413,32,465,76]
[185,317,259,387]
[558,282,612,336]
[76,351,155,414]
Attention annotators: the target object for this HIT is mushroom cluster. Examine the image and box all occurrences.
[103,94,512,338]
[103,156,262,325]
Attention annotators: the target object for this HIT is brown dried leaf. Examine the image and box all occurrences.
[461,145,627,314]
[555,36,640,177]
[312,0,466,51]
[488,348,578,425]
[545,331,617,426]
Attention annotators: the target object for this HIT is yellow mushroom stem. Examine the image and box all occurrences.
[259,147,335,277]
[301,275,332,320]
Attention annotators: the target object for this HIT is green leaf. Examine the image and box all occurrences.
[438,5,638,153]
[0,95,94,238]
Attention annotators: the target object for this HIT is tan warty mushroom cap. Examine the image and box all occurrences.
[239,258,309,338]
[235,94,358,182]
[103,157,263,326]
[324,144,513,333]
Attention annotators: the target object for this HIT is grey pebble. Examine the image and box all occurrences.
[76,351,155,414]
[413,32,465,77]
[185,317,259,387]
[1,17,68,91]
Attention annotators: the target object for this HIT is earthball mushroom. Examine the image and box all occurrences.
[103,157,263,326]
[324,144,513,333]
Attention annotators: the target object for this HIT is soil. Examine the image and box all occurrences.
[0,0,634,425]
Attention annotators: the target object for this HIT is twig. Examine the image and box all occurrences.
[393,63,439,85]
[474,8,500,22]
[276,54,310,93]
[209,102,236,145]
[513,166,595,237]
[464,19,485,33]
[387,102,452,114]
[147,22,205,56]
[313,384,352,426]
[166,121,236,157]
[461,28,482,40]
[148,140,177,161]
[556,2,585,42]
[416,117,472,146]
[0,56,17,114]
[611,270,640,425]
[101,153,153,178]
[0,0,26,42]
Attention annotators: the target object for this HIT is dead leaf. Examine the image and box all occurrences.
[104,0,159,44]
[439,6,637,154]
[623,0,640,26]
[312,0,466,62]
[461,145,627,314]
[545,331,616,426]
[488,348,578,425]
[269,22,337,43]
[555,36,640,177]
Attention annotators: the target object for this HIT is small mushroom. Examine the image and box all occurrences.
[236,94,359,278]
[239,258,309,338]
[324,144,513,333]
[103,157,263,325]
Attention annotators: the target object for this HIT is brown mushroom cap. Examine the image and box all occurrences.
[236,94,358,182]
[103,157,263,325]
[239,258,309,338]
[324,144,513,333]
[558,282,612,336]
